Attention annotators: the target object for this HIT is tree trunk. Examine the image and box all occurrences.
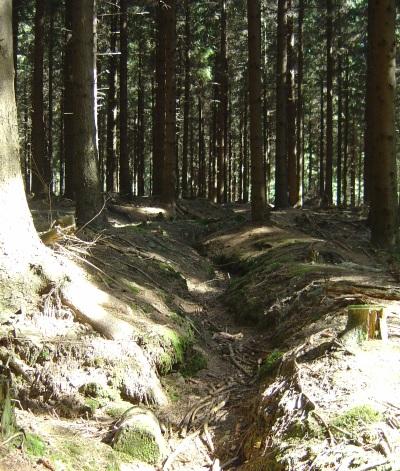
[48,1,55,194]
[247,0,266,222]
[319,77,325,201]
[286,0,297,207]
[12,0,19,96]
[153,3,166,197]
[0,0,42,268]
[119,0,131,198]
[31,0,49,196]
[243,91,249,203]
[343,58,349,207]
[216,0,228,204]
[137,28,145,197]
[182,0,191,198]
[106,4,118,193]
[275,0,289,208]
[161,0,177,212]
[64,0,74,198]
[296,0,304,207]
[366,0,398,248]
[325,0,334,205]
[71,0,104,226]
[337,52,343,206]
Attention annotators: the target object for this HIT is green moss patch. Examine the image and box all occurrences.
[332,405,382,433]
[24,433,46,457]
[259,350,284,378]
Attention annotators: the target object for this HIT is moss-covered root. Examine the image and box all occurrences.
[112,407,168,465]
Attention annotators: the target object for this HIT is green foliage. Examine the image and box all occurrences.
[332,405,382,433]
[24,433,46,457]
[259,350,284,378]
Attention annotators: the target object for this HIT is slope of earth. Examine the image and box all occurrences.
[206,208,400,470]
[1,201,400,471]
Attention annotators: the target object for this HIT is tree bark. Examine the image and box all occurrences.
[275,0,289,208]
[286,0,297,207]
[31,0,49,196]
[325,0,334,205]
[119,0,131,198]
[216,0,228,204]
[136,29,145,197]
[106,4,118,193]
[296,0,304,207]
[366,0,398,247]
[71,0,104,226]
[64,0,74,198]
[161,0,177,212]
[48,1,55,194]
[319,76,325,201]
[182,0,191,198]
[153,3,166,197]
[247,0,266,222]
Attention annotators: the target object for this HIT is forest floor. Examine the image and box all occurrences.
[1,199,400,470]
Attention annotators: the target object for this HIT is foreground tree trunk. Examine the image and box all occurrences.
[247,0,266,222]
[31,0,49,196]
[71,0,104,226]
[366,0,398,248]
[0,0,42,276]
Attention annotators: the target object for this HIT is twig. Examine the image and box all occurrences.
[0,432,24,447]
[354,459,390,471]
[228,344,252,377]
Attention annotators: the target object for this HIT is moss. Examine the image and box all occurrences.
[332,405,382,433]
[113,427,161,465]
[80,382,109,399]
[158,262,183,281]
[259,350,284,378]
[24,433,46,457]
[84,397,102,414]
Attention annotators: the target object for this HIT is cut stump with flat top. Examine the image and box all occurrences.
[340,305,388,348]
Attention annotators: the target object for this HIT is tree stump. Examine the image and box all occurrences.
[340,305,388,348]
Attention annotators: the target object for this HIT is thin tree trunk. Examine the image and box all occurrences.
[247,0,266,222]
[275,0,289,208]
[161,0,176,212]
[337,50,343,206]
[350,119,356,209]
[48,1,55,193]
[137,28,145,197]
[119,0,131,197]
[31,0,49,196]
[325,0,334,205]
[106,5,118,193]
[243,90,249,203]
[296,0,304,206]
[153,3,166,197]
[287,0,297,207]
[182,0,191,198]
[216,0,227,204]
[64,0,74,198]
[319,76,325,200]
[343,58,349,207]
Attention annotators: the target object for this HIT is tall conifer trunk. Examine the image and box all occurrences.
[275,0,289,208]
[366,0,398,247]
[71,0,103,226]
[247,0,266,222]
[31,0,49,196]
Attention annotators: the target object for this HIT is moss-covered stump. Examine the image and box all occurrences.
[340,305,388,348]
[111,406,167,465]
